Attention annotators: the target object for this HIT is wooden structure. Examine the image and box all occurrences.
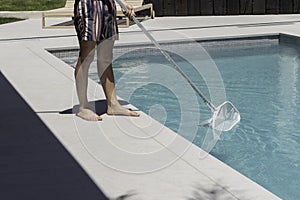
[42,0,74,29]
[145,0,300,16]
[42,0,155,29]
[116,0,155,28]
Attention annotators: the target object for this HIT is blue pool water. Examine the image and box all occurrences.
[60,37,300,199]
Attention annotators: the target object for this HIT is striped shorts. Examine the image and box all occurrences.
[73,0,119,42]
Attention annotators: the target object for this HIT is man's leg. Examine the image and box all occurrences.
[75,41,102,121]
[97,39,139,117]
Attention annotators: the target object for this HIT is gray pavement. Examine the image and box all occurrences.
[1,14,296,199]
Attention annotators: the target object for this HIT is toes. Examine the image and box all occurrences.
[97,116,102,121]
[128,108,140,117]
[91,115,102,121]
[129,111,140,117]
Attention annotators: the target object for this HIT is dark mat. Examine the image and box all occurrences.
[0,71,109,200]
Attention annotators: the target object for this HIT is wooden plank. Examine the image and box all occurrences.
[240,0,252,14]
[294,0,300,13]
[280,0,293,13]
[187,0,201,15]
[253,0,265,14]
[266,0,279,14]
[176,0,188,15]
[164,0,176,15]
[214,0,226,15]
[144,0,163,16]
[200,0,213,15]
[139,0,300,16]
[227,0,240,14]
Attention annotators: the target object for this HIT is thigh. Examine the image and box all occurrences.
[98,0,119,41]
[74,0,97,42]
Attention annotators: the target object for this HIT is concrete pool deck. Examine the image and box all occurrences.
[2,14,299,199]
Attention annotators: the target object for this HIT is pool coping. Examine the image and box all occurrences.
[47,33,300,54]
[2,15,298,199]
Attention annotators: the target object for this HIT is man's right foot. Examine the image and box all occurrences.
[76,108,102,121]
[107,105,140,117]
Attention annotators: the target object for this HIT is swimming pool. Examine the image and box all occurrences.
[54,35,300,200]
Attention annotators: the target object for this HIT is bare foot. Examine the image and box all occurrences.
[107,105,140,117]
[76,108,102,121]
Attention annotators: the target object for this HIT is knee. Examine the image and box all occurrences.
[80,50,95,65]
[98,57,112,69]
[79,49,95,63]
